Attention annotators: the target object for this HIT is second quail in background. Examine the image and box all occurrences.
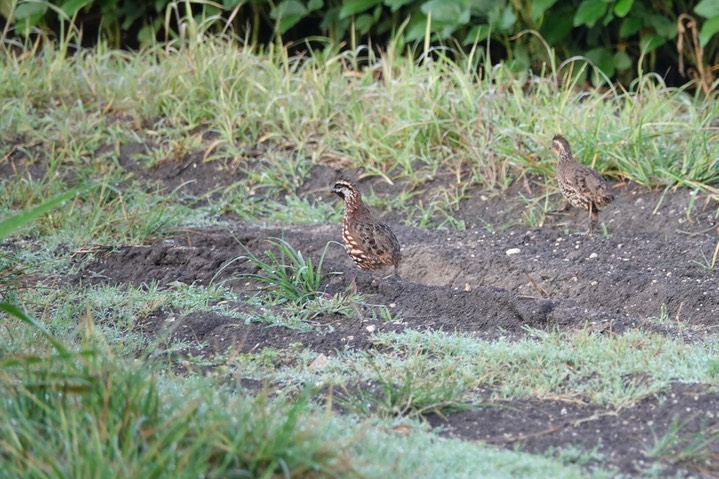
[551,134,614,233]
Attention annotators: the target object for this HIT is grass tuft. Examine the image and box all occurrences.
[233,238,336,305]
[0,359,357,478]
[647,414,719,474]
[335,353,473,418]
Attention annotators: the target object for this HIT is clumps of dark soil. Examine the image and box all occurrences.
[76,196,719,345]
[117,142,246,201]
[426,382,719,477]
[0,146,51,181]
[137,307,407,359]
[116,141,341,206]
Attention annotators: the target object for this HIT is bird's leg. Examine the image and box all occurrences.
[346,271,358,294]
[587,206,598,234]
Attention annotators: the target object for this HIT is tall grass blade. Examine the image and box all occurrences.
[0,303,69,355]
[0,187,82,240]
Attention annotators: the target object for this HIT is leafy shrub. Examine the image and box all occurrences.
[1,0,718,87]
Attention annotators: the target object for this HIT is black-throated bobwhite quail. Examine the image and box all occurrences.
[331,178,401,276]
[551,134,614,233]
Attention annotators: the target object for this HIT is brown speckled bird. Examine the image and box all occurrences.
[332,178,401,276]
[551,134,614,233]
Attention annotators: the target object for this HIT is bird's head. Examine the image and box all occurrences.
[551,134,572,157]
[331,178,359,203]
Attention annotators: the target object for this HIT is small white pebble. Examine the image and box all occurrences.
[365,325,376,333]
[589,253,598,259]
[506,248,521,256]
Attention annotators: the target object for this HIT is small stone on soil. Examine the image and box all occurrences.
[309,353,328,369]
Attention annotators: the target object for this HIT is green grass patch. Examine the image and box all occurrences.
[258,328,719,409]
[367,328,719,407]
[0,177,204,248]
[3,281,238,361]
[2,39,719,224]
[0,358,356,478]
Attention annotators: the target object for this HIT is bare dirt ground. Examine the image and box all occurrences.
[63,146,719,477]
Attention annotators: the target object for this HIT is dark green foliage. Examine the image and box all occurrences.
[1,0,718,85]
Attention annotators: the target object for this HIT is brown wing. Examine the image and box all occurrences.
[347,220,401,269]
[575,165,614,207]
[562,163,614,208]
